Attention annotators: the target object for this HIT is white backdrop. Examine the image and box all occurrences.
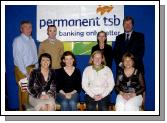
[37,5,124,42]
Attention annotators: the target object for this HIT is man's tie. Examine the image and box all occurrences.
[126,33,130,43]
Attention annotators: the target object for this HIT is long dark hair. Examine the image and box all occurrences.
[97,31,107,44]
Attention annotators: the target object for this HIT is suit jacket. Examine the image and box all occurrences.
[113,31,145,73]
[91,44,113,68]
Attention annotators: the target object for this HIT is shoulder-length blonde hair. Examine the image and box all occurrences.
[89,50,106,65]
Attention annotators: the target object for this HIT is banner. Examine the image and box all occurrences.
[37,5,124,42]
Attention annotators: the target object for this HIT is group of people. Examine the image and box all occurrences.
[12,16,145,111]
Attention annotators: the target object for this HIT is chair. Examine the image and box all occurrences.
[140,91,145,111]
[55,102,86,111]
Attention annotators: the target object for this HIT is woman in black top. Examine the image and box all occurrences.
[28,53,56,111]
[115,52,145,111]
[55,51,81,111]
[91,31,113,68]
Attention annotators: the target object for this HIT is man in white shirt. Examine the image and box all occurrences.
[13,20,38,110]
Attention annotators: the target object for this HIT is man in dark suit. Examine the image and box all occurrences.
[113,16,145,75]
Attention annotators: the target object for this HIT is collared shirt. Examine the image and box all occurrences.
[125,30,133,40]
[48,37,56,42]
[13,33,38,75]
[82,66,115,98]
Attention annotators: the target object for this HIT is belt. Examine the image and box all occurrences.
[27,64,35,68]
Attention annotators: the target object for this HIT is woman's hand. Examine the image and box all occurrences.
[128,92,136,98]
[65,93,72,99]
[40,92,49,100]
[122,93,130,100]
[120,92,136,100]
[94,94,103,101]
[65,90,77,99]
[120,92,130,100]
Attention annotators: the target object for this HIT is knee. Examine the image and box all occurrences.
[115,104,125,111]
[69,100,77,107]
[40,105,47,111]
[47,104,55,111]
[115,101,125,111]
[125,101,140,111]
[61,100,68,107]
[125,105,140,111]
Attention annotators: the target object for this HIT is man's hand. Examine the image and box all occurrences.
[21,85,28,92]
[19,77,28,92]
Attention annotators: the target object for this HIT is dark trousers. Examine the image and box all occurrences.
[86,95,109,111]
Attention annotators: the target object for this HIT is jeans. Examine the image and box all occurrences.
[56,93,79,111]
[86,95,109,111]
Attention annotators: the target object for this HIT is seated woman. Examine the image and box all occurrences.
[115,52,145,111]
[27,53,56,111]
[55,51,81,111]
[82,50,115,111]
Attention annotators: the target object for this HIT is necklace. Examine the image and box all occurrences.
[124,68,134,77]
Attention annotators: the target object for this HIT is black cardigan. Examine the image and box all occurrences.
[55,67,82,93]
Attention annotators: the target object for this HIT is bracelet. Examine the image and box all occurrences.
[42,91,46,95]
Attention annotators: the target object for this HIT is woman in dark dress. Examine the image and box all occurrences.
[115,52,145,111]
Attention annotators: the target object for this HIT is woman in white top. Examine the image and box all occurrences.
[82,50,115,111]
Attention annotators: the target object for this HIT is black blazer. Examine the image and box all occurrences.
[113,31,145,73]
[91,44,113,68]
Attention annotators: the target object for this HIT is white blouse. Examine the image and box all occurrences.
[82,65,115,99]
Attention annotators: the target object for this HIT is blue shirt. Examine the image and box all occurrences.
[13,33,38,75]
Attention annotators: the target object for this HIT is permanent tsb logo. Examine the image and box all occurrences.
[96,5,113,15]
[37,5,124,41]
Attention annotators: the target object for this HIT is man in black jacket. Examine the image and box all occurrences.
[113,16,145,75]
